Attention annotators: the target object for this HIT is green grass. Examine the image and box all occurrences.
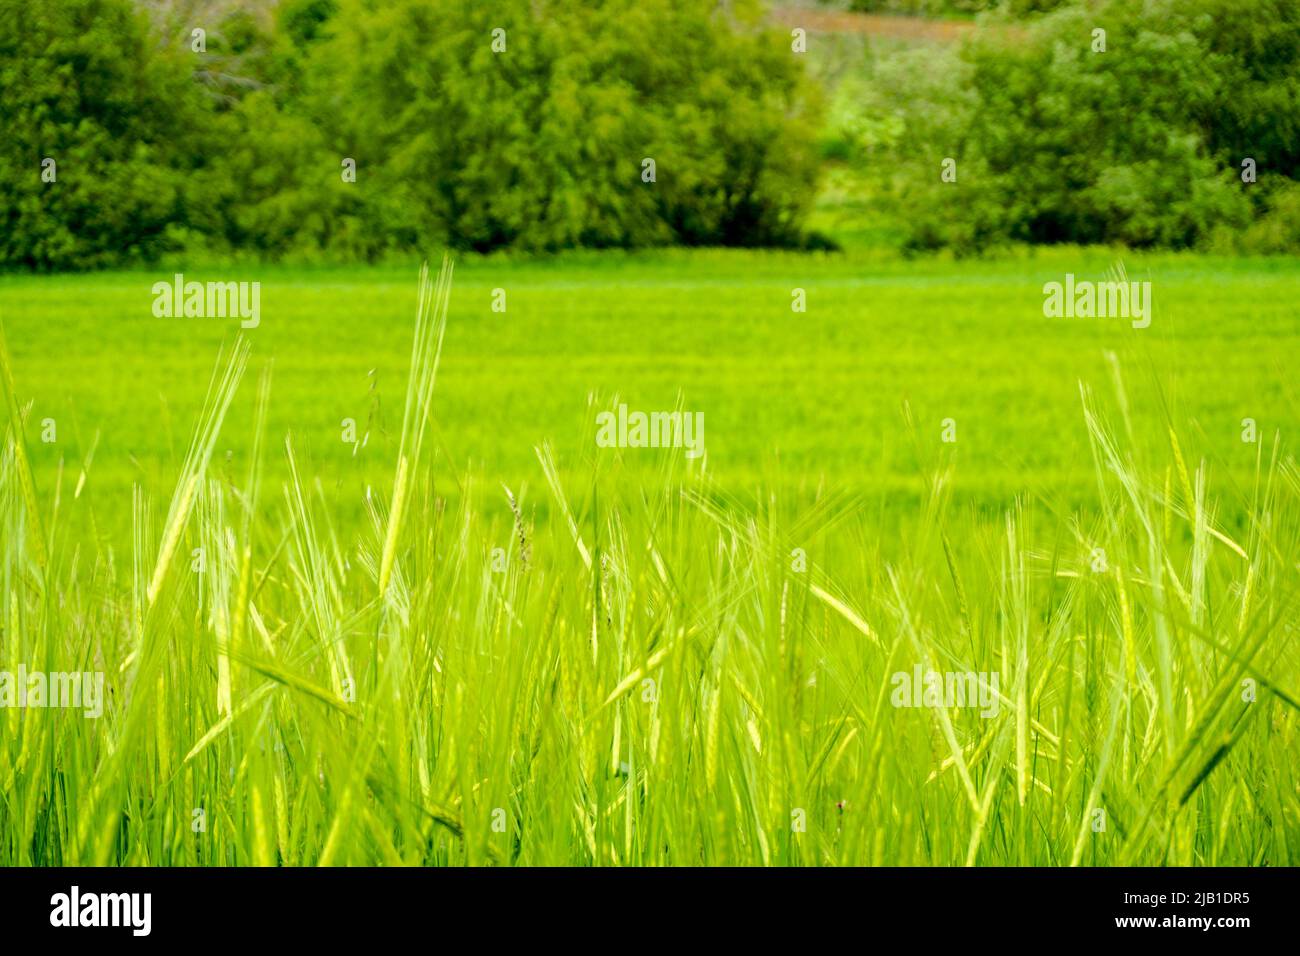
[0,248,1297,865]
[1,249,1296,530]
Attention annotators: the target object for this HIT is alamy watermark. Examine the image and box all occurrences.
[1042,272,1151,329]
[50,886,150,936]
[890,666,1000,718]
[152,273,260,328]
[595,404,704,459]
[0,666,104,718]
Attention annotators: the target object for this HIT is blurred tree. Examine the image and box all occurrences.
[0,0,212,269]
[872,0,1284,252]
[303,0,824,253]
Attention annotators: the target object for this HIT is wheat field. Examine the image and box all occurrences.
[0,253,1297,866]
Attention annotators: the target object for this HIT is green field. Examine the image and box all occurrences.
[2,249,1296,527]
[0,250,1298,865]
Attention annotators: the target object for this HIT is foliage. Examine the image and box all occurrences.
[0,0,211,269]
[0,0,823,268]
[840,0,1300,254]
[300,0,823,253]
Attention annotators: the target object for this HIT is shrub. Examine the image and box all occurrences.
[303,0,824,252]
[1231,181,1300,255]
[0,0,211,269]
[898,2,1255,253]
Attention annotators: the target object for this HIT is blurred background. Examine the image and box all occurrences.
[2,0,1298,270]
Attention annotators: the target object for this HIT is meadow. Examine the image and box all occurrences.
[0,249,1297,865]
[1,249,1296,527]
